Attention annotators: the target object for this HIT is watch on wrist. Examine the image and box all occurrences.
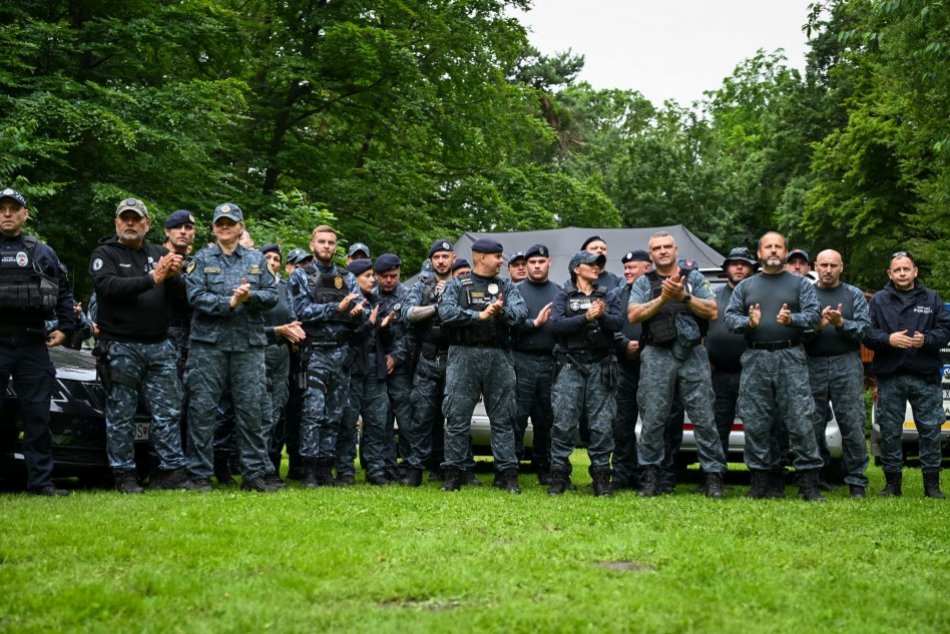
[683,294,692,304]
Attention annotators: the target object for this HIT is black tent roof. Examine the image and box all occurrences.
[447,225,725,278]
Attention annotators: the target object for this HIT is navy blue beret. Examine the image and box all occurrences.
[373,253,402,273]
[471,238,503,254]
[346,259,373,276]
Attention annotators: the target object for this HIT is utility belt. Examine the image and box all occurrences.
[302,331,352,348]
[554,351,618,388]
[749,339,799,351]
[447,328,508,349]
[513,348,553,357]
[0,323,44,338]
[420,341,450,358]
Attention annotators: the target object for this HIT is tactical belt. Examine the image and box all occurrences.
[749,340,798,351]
[514,348,553,357]
[453,341,506,349]
[555,350,608,364]
[420,341,449,358]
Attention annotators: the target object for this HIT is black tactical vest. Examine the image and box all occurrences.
[561,284,612,357]
[449,274,507,347]
[805,284,860,357]
[641,270,704,345]
[303,264,358,333]
[0,236,58,317]
[417,275,449,349]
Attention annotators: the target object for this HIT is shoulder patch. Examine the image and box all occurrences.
[248,265,262,275]
[92,258,103,272]
[186,261,196,275]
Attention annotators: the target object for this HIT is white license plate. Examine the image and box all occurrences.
[133,423,150,441]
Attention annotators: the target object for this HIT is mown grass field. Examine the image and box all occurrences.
[2,455,949,633]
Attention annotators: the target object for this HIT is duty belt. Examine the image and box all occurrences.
[420,341,449,358]
[749,340,798,351]
[514,349,553,357]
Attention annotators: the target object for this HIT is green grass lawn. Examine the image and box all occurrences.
[2,454,949,633]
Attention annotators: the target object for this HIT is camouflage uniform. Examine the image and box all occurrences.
[184,243,278,482]
[549,283,624,481]
[261,280,295,474]
[804,282,871,487]
[723,272,823,474]
[630,269,727,477]
[289,260,364,479]
[438,274,527,478]
[378,282,414,477]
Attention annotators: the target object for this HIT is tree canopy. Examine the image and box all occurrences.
[1,0,946,296]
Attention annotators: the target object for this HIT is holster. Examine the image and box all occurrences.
[92,340,112,394]
[296,344,313,390]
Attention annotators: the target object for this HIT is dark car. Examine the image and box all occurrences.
[1,346,152,484]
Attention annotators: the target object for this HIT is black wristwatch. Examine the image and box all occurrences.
[683,294,692,304]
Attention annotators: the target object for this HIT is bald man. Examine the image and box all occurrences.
[803,250,871,497]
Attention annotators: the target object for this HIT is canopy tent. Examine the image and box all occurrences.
[447,225,726,279]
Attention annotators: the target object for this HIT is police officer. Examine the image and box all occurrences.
[723,231,825,501]
[373,253,414,480]
[90,198,193,493]
[507,251,527,283]
[184,203,279,492]
[610,249,651,490]
[512,244,558,484]
[339,258,391,484]
[162,210,196,365]
[579,235,624,292]
[400,240,467,486]
[785,248,812,277]
[451,258,471,277]
[628,231,727,498]
[866,251,950,498]
[289,224,365,487]
[0,187,74,495]
[705,247,756,461]
[259,243,304,487]
[548,251,624,496]
[804,249,871,497]
[346,242,371,265]
[438,238,527,492]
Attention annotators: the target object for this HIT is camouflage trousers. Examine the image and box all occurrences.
[513,351,554,471]
[104,339,185,473]
[442,346,518,473]
[342,359,392,479]
[738,346,822,472]
[711,368,740,460]
[876,373,944,472]
[300,345,350,462]
[637,345,726,473]
[550,357,616,475]
[387,367,413,474]
[808,353,869,486]
[186,343,269,480]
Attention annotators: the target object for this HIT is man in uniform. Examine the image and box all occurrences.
[438,238,527,492]
[0,187,74,495]
[184,203,278,492]
[512,244,558,483]
[866,251,950,498]
[374,253,414,480]
[90,198,193,492]
[723,231,825,501]
[400,240,463,486]
[162,210,196,368]
[289,224,365,487]
[548,251,624,496]
[610,249,651,490]
[705,247,756,462]
[628,231,727,498]
[346,242,371,264]
[507,251,527,283]
[451,259,471,277]
[804,249,871,497]
[260,243,304,487]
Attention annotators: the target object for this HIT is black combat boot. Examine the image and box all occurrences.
[335,473,356,487]
[314,459,335,486]
[638,465,660,497]
[657,466,676,495]
[878,470,902,497]
[537,469,552,486]
[848,484,867,498]
[703,472,724,499]
[744,470,769,499]
[502,468,522,493]
[213,455,235,486]
[590,469,613,497]
[923,469,945,499]
[399,468,424,487]
[461,470,483,486]
[766,469,787,499]
[797,469,825,502]
[546,469,569,495]
[265,472,287,490]
[241,474,276,492]
[151,467,195,491]
[114,471,144,494]
[441,468,461,491]
[299,458,320,488]
[367,473,393,485]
